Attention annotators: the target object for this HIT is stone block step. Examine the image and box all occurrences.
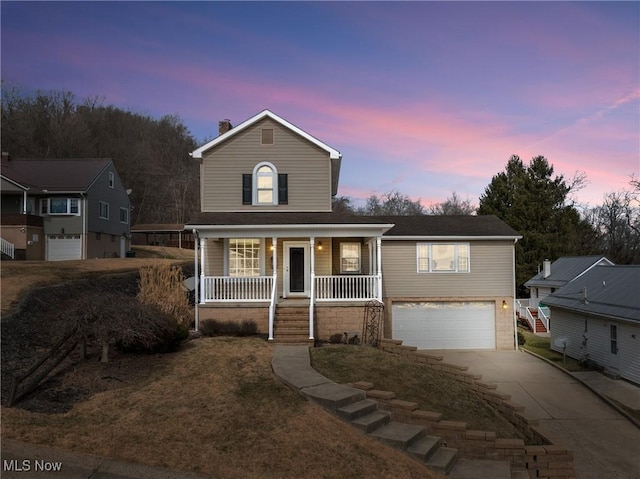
[368,421,425,449]
[336,399,378,421]
[426,447,458,475]
[301,382,365,412]
[350,410,391,433]
[511,469,529,479]
[275,327,309,334]
[407,435,442,461]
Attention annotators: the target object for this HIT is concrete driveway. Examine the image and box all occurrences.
[425,349,640,479]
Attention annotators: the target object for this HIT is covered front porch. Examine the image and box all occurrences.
[189,214,393,341]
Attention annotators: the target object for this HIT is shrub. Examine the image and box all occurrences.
[329,333,344,344]
[199,319,258,337]
[517,331,526,346]
[137,264,192,327]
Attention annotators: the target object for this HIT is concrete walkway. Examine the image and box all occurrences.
[272,346,520,479]
[427,349,640,479]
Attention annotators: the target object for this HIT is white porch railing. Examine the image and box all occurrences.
[202,276,274,302]
[538,306,550,332]
[1,238,15,259]
[315,275,379,301]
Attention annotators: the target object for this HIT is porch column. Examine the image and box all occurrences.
[376,236,382,301]
[193,231,199,331]
[199,237,206,304]
[309,237,315,340]
[269,237,278,341]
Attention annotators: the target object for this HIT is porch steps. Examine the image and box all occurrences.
[534,317,547,333]
[274,305,311,344]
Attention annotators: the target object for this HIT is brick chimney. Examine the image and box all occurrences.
[218,119,232,136]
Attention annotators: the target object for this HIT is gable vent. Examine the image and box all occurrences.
[261,128,274,145]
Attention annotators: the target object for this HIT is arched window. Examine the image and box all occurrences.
[253,162,278,205]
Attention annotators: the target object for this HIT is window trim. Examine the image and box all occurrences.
[226,238,263,277]
[119,207,129,224]
[99,201,110,220]
[39,198,81,216]
[340,242,361,274]
[252,162,278,206]
[108,171,115,189]
[416,242,470,273]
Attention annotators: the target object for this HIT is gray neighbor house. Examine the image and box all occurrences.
[545,265,640,385]
[1,157,131,261]
[186,109,523,348]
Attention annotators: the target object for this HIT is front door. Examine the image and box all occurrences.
[283,241,309,297]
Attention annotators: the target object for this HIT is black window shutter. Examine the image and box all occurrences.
[242,174,252,205]
[278,173,288,205]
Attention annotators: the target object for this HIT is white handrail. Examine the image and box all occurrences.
[1,238,15,259]
[538,306,550,332]
[524,307,536,332]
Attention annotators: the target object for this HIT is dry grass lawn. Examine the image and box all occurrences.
[1,338,443,479]
[0,246,193,316]
[311,345,524,439]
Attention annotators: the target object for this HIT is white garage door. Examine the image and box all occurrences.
[47,235,82,261]
[392,301,496,349]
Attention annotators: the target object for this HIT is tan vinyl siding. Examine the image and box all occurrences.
[204,238,224,276]
[201,118,332,212]
[381,240,514,298]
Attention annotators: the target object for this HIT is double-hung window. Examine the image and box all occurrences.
[256,164,275,204]
[120,207,129,224]
[417,243,470,273]
[340,243,361,273]
[229,238,261,277]
[99,201,110,220]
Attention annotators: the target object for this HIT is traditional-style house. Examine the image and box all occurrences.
[520,256,614,333]
[545,265,640,385]
[186,110,521,348]
[1,157,131,260]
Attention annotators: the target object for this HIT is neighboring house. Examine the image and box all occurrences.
[520,255,614,333]
[545,265,640,385]
[1,157,131,261]
[131,224,195,249]
[186,110,521,349]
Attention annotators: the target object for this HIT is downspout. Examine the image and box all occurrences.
[81,193,87,259]
[513,237,519,351]
[193,229,199,332]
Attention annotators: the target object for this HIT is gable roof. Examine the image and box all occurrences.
[190,109,342,160]
[524,256,613,289]
[542,265,640,323]
[1,158,112,193]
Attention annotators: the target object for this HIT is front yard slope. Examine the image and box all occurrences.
[2,338,443,479]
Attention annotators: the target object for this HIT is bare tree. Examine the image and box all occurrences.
[357,190,425,215]
[429,192,476,215]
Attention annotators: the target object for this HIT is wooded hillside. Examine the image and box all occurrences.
[1,88,200,225]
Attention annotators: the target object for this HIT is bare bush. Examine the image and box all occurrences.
[137,264,192,327]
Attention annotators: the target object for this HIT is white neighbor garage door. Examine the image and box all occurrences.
[392,301,496,349]
[47,235,82,261]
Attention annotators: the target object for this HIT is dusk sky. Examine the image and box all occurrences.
[2,1,638,209]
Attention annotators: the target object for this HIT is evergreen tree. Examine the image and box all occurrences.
[478,155,598,295]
